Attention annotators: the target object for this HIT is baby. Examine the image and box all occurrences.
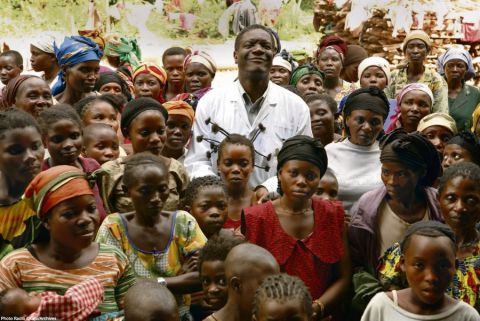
[0,278,104,320]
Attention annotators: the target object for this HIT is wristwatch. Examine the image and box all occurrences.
[157,277,167,286]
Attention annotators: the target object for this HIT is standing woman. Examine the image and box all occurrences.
[341,45,368,84]
[30,34,60,87]
[386,83,434,133]
[438,47,480,131]
[316,36,355,102]
[104,35,142,70]
[242,135,350,320]
[0,109,45,258]
[95,71,132,101]
[289,64,325,100]
[348,129,443,316]
[0,165,136,318]
[100,97,189,214]
[52,36,103,105]
[132,63,167,103]
[269,53,294,86]
[385,30,448,113]
[326,87,390,211]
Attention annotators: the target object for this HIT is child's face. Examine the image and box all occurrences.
[315,175,338,201]
[0,56,22,85]
[201,260,228,310]
[254,299,310,321]
[2,288,41,317]
[439,176,480,233]
[218,143,254,189]
[190,187,227,238]
[83,101,119,132]
[45,119,82,166]
[401,235,456,307]
[83,128,120,165]
[165,115,192,152]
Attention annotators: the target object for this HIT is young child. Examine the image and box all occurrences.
[205,243,280,321]
[37,104,106,221]
[82,123,120,165]
[183,176,228,239]
[252,274,313,321]
[0,278,104,320]
[217,134,255,230]
[193,234,245,320]
[73,94,124,133]
[315,168,339,201]
[0,50,23,86]
[124,279,179,321]
[362,221,480,320]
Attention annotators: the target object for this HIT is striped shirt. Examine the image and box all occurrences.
[0,243,136,313]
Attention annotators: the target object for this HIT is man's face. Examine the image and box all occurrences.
[234,29,275,78]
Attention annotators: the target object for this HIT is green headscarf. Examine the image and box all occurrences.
[104,36,141,69]
[289,64,325,87]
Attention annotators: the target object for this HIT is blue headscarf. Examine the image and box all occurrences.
[437,47,476,81]
[52,36,103,95]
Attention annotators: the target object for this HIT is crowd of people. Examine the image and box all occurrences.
[0,23,479,321]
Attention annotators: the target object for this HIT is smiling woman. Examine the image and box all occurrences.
[1,75,52,116]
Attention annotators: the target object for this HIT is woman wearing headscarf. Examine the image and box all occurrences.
[326,87,390,211]
[269,49,296,86]
[52,36,103,105]
[442,130,480,169]
[104,34,141,70]
[132,63,167,104]
[316,36,356,102]
[175,51,217,110]
[385,30,448,114]
[1,75,53,117]
[341,44,368,83]
[30,33,60,87]
[242,135,350,321]
[0,165,136,319]
[348,129,443,316]
[438,47,480,131]
[94,71,132,101]
[417,112,457,155]
[289,64,325,101]
[386,83,434,133]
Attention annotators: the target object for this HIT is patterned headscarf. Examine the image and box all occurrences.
[24,165,95,219]
[184,51,217,76]
[52,36,103,96]
[31,33,60,54]
[1,75,41,109]
[437,47,476,81]
[289,64,325,87]
[78,29,106,49]
[104,34,141,69]
[163,100,194,124]
[132,63,167,86]
[316,35,348,62]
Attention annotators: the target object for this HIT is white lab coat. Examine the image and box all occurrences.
[184,80,312,187]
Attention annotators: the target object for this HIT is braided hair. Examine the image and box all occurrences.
[182,175,225,209]
[400,221,456,255]
[253,274,313,318]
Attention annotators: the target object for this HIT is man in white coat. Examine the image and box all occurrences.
[184,24,312,187]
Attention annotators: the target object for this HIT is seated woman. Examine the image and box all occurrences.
[327,87,390,211]
[1,75,53,117]
[442,130,480,170]
[175,51,216,110]
[378,162,480,310]
[242,135,351,320]
[96,152,206,319]
[386,83,434,133]
[133,63,167,103]
[100,97,189,213]
[289,64,324,101]
[0,165,136,319]
[348,129,443,314]
[438,47,480,131]
[417,112,457,155]
[0,109,45,258]
[53,36,103,105]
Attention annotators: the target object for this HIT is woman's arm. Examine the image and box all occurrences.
[313,231,352,319]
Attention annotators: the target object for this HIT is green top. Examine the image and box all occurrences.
[448,84,480,131]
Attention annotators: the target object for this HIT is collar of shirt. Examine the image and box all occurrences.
[236,80,270,123]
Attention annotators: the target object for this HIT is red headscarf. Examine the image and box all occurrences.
[24,165,94,219]
[317,36,348,62]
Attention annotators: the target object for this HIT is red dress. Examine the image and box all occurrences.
[243,198,345,300]
[223,217,240,230]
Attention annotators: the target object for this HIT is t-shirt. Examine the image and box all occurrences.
[361,292,480,321]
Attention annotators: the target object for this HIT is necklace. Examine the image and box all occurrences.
[278,199,312,216]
